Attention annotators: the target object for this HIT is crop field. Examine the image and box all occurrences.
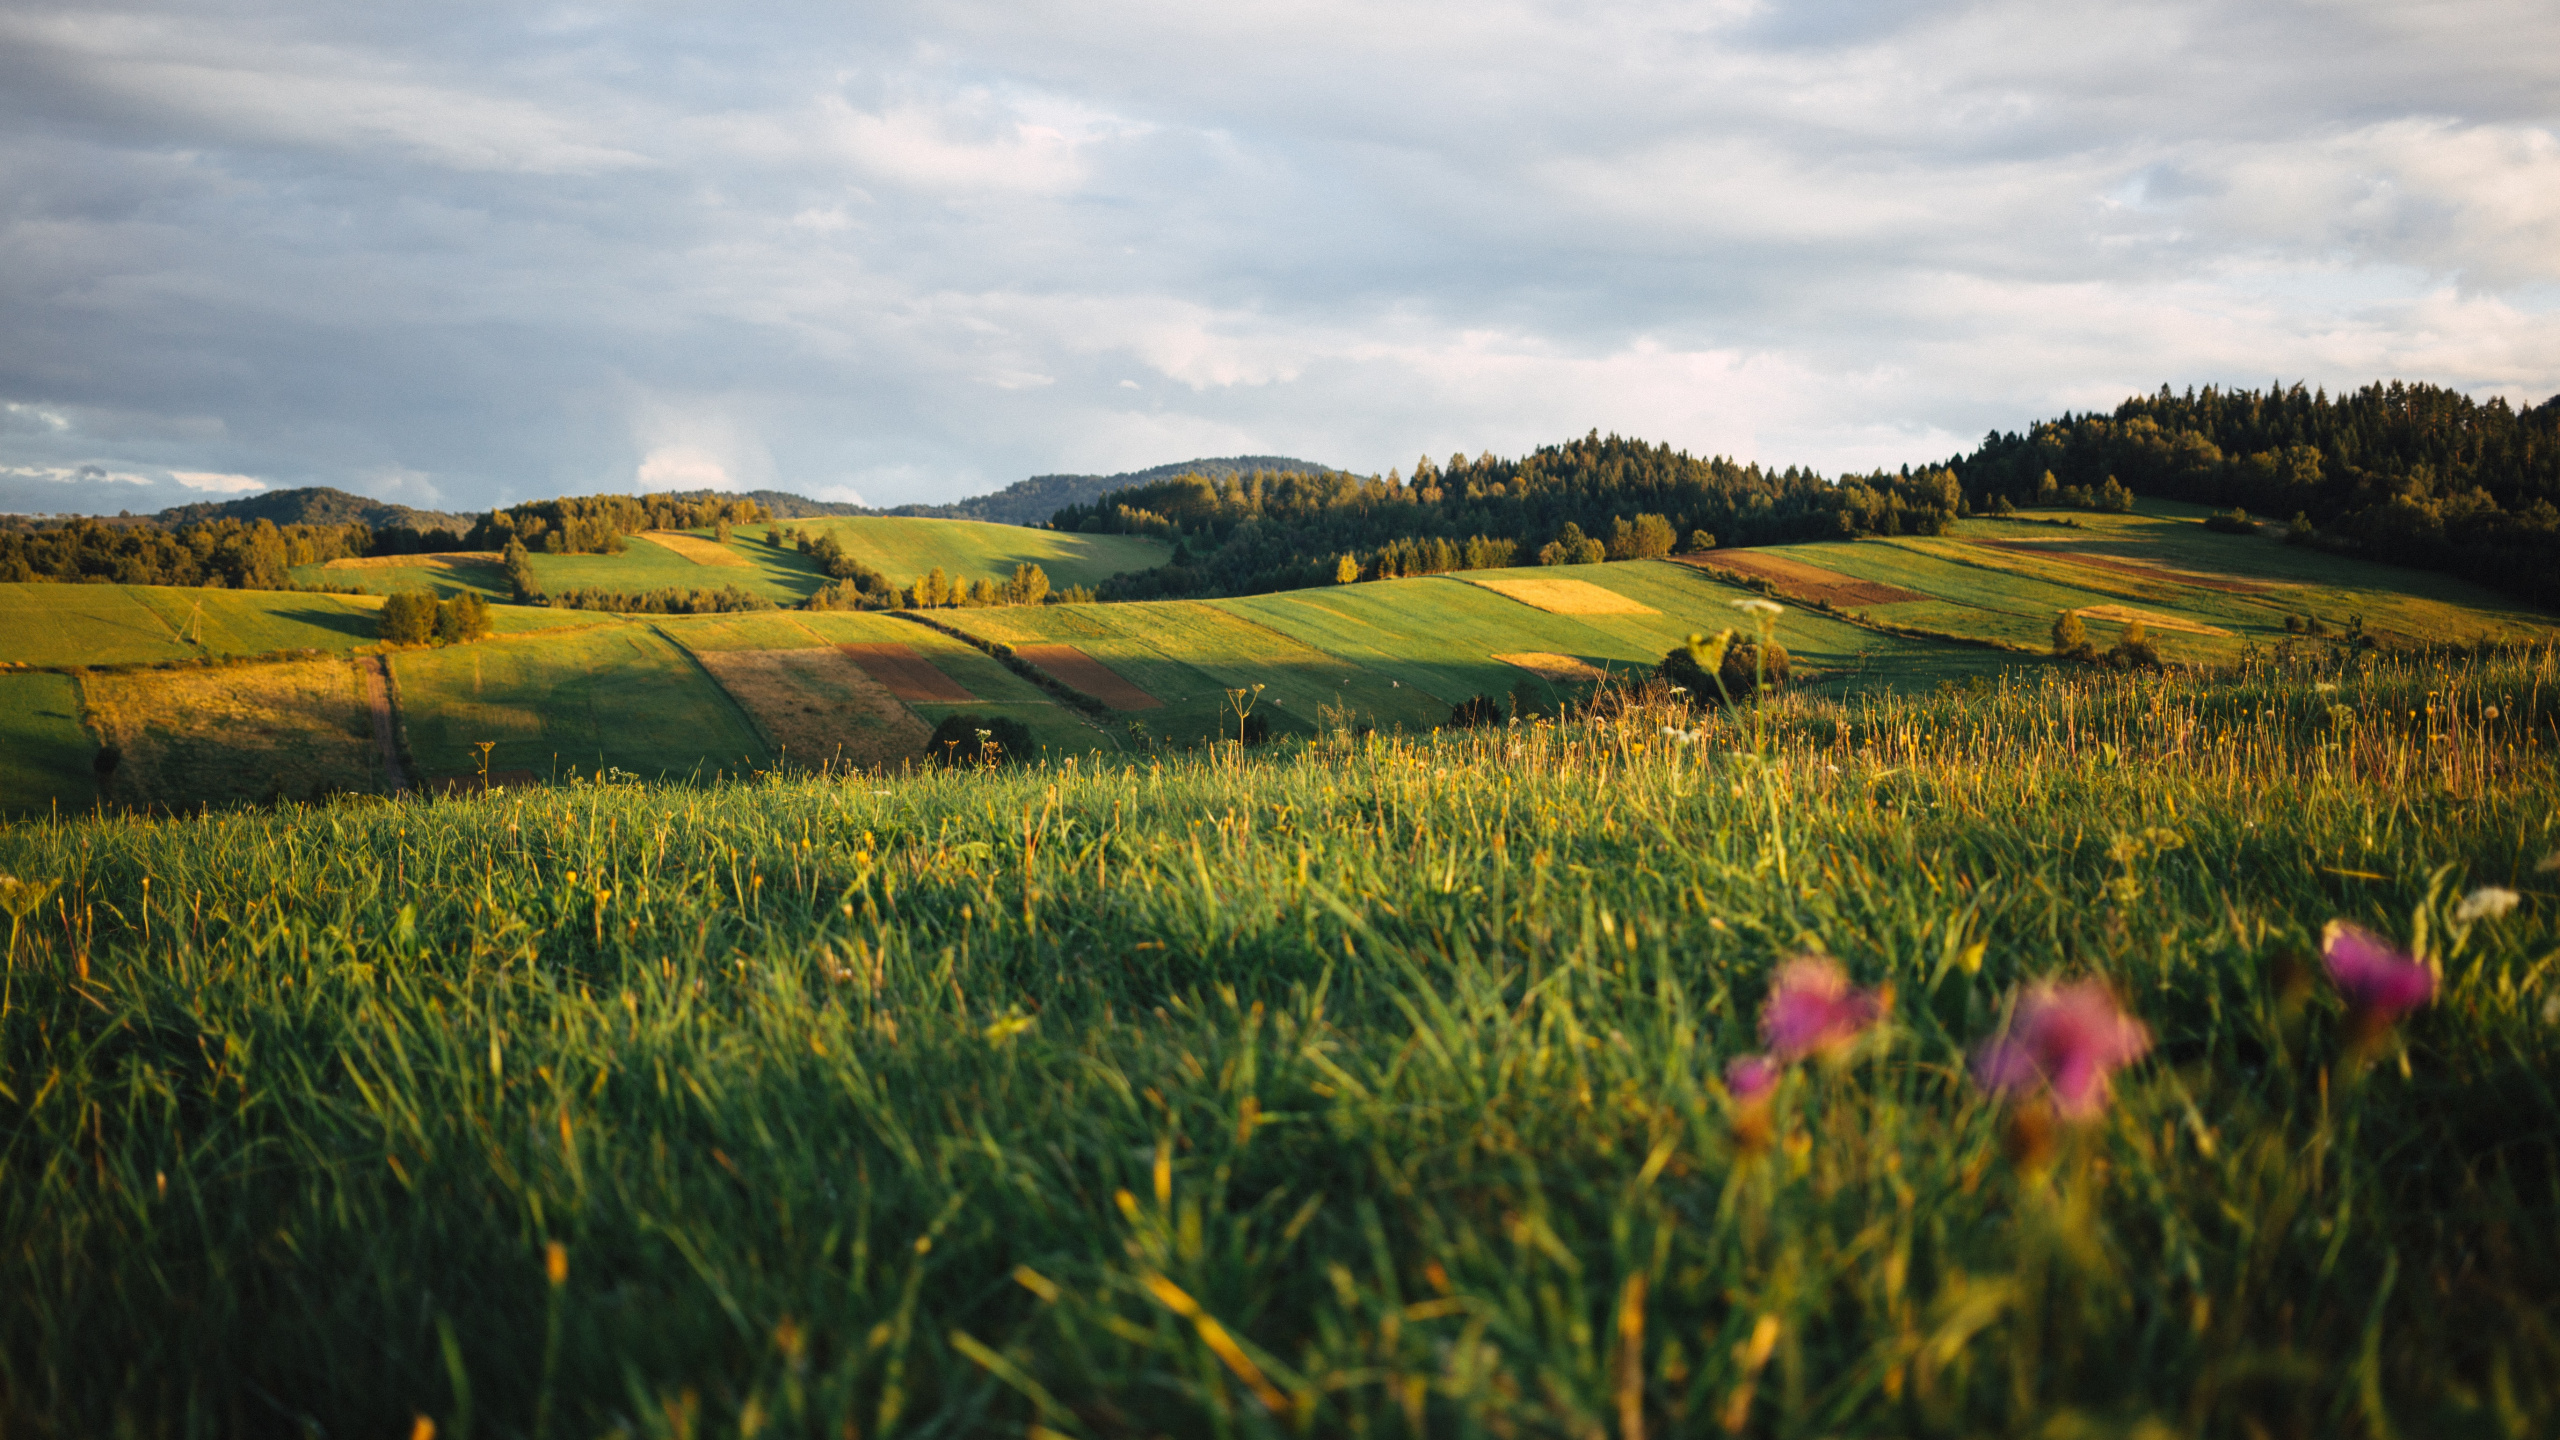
[390,625,770,785]
[0,671,97,815]
[1220,562,2008,714]
[1717,506,2560,661]
[293,554,512,599]
[0,582,384,666]
[938,601,1435,746]
[780,516,1171,591]
[81,655,384,809]
[2,646,2554,1436]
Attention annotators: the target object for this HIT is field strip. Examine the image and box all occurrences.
[324,551,500,569]
[640,532,750,567]
[1462,575,1657,614]
[840,643,978,702]
[1012,644,1162,709]
[1681,550,1927,605]
[1494,651,1608,683]
[1967,540,2273,594]
[691,648,930,768]
[2071,604,2233,637]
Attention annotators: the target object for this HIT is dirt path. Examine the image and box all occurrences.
[362,654,409,794]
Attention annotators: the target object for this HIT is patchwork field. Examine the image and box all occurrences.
[0,672,97,815]
[1463,573,1659,614]
[82,656,383,809]
[390,625,770,784]
[687,648,929,770]
[302,553,511,599]
[1735,503,2560,660]
[776,516,1169,590]
[0,583,382,665]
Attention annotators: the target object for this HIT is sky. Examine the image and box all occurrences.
[3,0,2557,518]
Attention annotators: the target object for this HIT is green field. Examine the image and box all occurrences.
[2,650,2554,1435]
[0,583,622,669]
[390,623,771,784]
[0,671,97,815]
[1724,503,2560,662]
[780,515,1170,591]
[300,520,1175,609]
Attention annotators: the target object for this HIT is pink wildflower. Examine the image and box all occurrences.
[1758,955,1887,1060]
[1724,1054,1781,1104]
[1973,980,2152,1120]
[2321,921,2433,1043]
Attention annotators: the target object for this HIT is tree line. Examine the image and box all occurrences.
[0,517,370,589]
[1048,433,1967,599]
[1954,380,2560,606]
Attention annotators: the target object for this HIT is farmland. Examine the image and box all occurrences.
[775,515,1170,591]
[0,672,96,814]
[2,647,2554,1435]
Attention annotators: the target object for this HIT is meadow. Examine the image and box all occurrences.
[2,646,2554,1437]
[1714,504,2560,663]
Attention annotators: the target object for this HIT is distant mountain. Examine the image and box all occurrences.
[745,457,1338,528]
[155,486,469,535]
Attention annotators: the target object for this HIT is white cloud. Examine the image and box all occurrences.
[169,470,266,494]
[634,447,735,491]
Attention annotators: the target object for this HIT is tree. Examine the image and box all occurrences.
[2051,610,2093,660]
[1335,553,1360,584]
[1006,562,1050,607]
[378,591,435,644]
[925,713,1036,767]
[1687,529,1717,553]
[432,592,492,643]
[2107,619,2162,669]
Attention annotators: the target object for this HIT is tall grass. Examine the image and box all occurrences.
[2,650,2555,1437]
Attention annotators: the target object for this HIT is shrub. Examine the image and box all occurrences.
[1447,694,1505,729]
[924,713,1036,768]
[2051,610,2094,661]
[377,591,436,644]
[1686,529,1717,553]
[2204,507,2258,535]
[432,592,492,643]
[1659,636,1789,701]
[2106,619,2164,670]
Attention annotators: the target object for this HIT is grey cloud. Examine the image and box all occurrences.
[1,0,2554,518]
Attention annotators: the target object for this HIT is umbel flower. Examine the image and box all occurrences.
[1973,980,2153,1121]
[2453,886,2520,924]
[2321,921,2434,1046]
[1758,955,1888,1061]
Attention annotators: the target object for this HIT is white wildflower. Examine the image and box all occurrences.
[2314,682,2339,694]
[2455,886,2521,923]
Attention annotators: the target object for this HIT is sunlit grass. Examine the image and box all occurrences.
[2,646,2555,1436]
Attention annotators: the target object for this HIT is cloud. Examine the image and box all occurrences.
[169,470,266,494]
[0,0,2552,513]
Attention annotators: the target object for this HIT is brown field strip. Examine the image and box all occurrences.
[324,551,500,569]
[1969,541,2271,593]
[1495,651,1607,683]
[1012,644,1161,709]
[84,657,382,807]
[2071,604,2233,637]
[1463,576,1657,615]
[693,648,931,768]
[840,643,976,702]
[1682,550,1926,605]
[641,532,750,567]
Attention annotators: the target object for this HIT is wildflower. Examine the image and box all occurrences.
[1724,1053,1780,1104]
[1973,980,2152,1120]
[1758,955,1888,1061]
[2454,886,2520,923]
[2483,705,2502,720]
[2321,921,2433,1045]
[2314,682,2339,694]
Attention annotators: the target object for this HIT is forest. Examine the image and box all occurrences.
[0,516,370,589]
[1955,379,2560,605]
[1052,434,1968,599]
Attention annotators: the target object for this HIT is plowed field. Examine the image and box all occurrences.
[840,643,976,702]
[1686,550,1926,605]
[1012,644,1160,709]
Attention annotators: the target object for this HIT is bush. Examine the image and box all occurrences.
[924,713,1036,768]
[432,593,492,643]
[378,591,436,644]
[2051,609,2095,661]
[1659,636,1789,702]
[1686,529,1717,553]
[2204,507,2258,535]
[2106,619,2164,670]
[1447,694,1505,729]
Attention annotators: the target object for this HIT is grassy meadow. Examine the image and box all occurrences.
[1710,503,2560,664]
[0,671,98,815]
[3,646,2555,1437]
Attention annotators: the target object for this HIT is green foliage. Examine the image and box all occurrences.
[2204,506,2259,534]
[2052,608,2093,660]
[465,492,767,555]
[431,592,492,643]
[1004,562,1049,607]
[1686,528,1717,552]
[1446,693,1505,728]
[0,514,369,590]
[377,590,436,644]
[2,655,2555,1436]
[542,585,776,616]
[1334,552,1360,584]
